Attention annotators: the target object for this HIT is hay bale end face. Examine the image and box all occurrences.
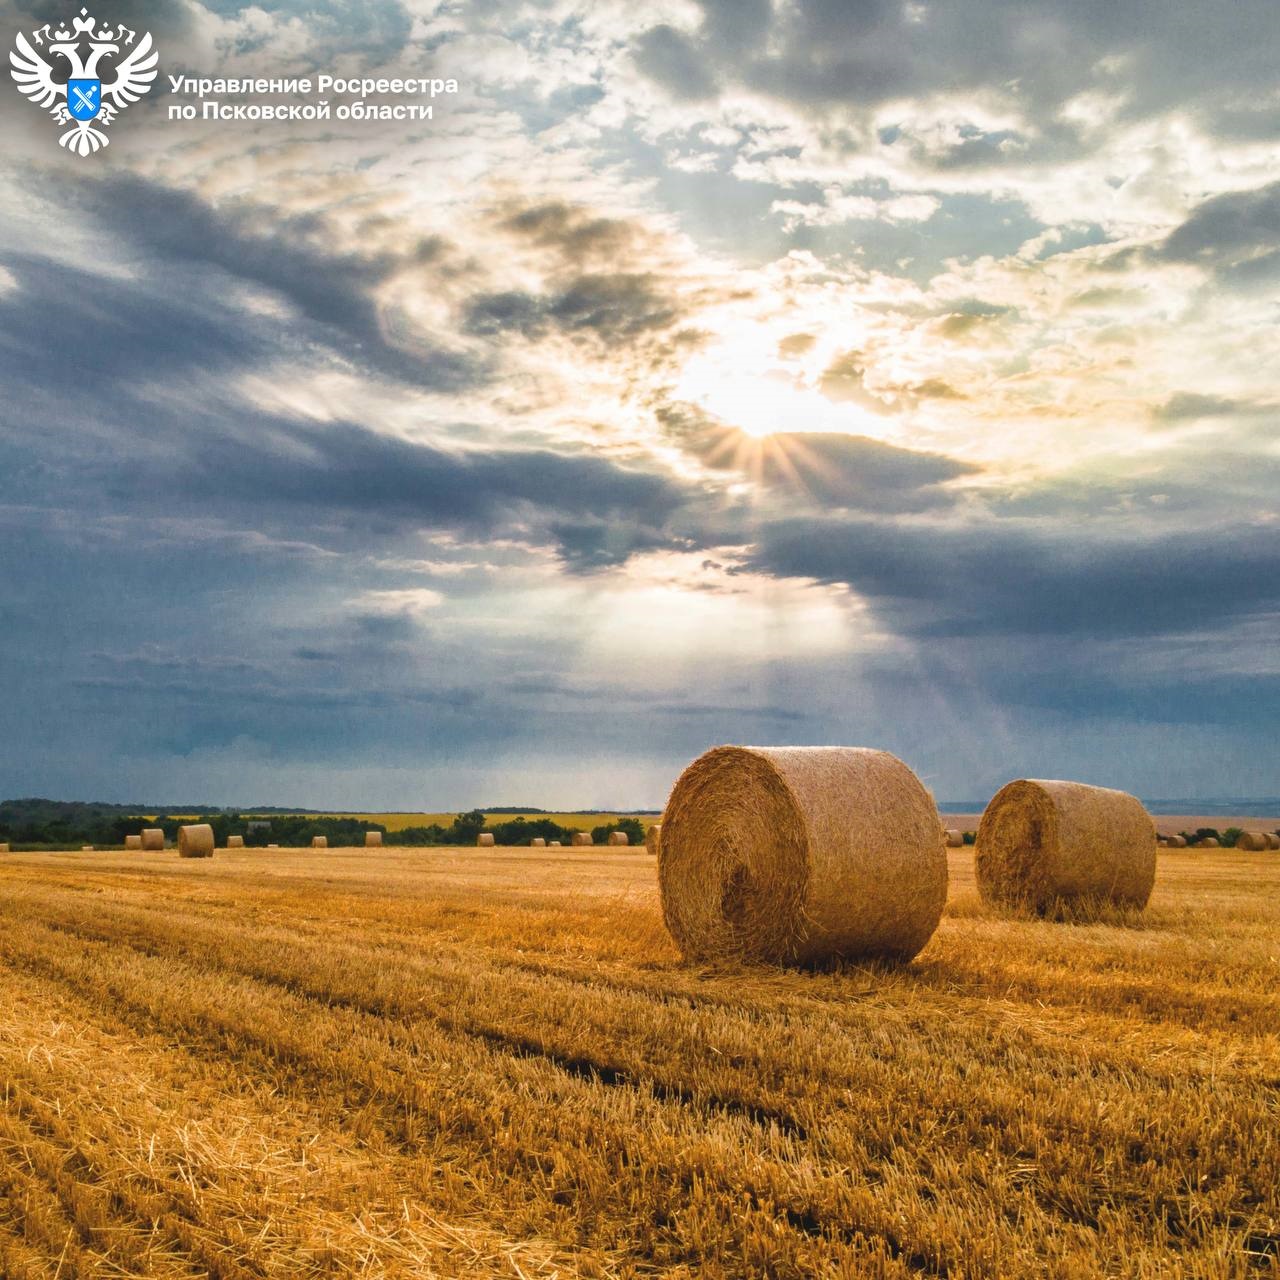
[1236,831,1268,851]
[976,779,1156,912]
[124,835,142,850]
[530,837,546,847]
[944,829,964,848]
[311,836,328,849]
[645,823,661,856]
[365,831,383,848]
[177,825,215,859]
[141,828,165,851]
[226,835,245,849]
[477,833,495,847]
[659,745,947,967]
[572,832,593,847]
[607,831,629,846]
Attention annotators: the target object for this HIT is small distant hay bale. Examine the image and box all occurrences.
[530,837,546,847]
[549,840,562,847]
[311,836,328,849]
[659,745,946,966]
[178,825,215,859]
[607,831,629,847]
[1266,833,1280,851]
[0,843,9,853]
[365,831,383,848]
[944,829,964,848]
[572,832,593,847]
[141,828,165,851]
[268,843,280,848]
[1166,835,1187,848]
[1236,830,1269,851]
[477,833,495,847]
[82,845,95,851]
[226,835,245,849]
[1197,837,1219,848]
[976,779,1155,912]
[645,823,661,856]
[124,835,142,850]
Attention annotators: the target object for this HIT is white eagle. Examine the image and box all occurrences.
[10,13,158,157]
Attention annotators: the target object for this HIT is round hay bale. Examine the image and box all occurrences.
[124,835,143,850]
[1236,830,1268,851]
[607,831,629,847]
[177,825,214,859]
[82,845,95,851]
[645,823,661,856]
[659,745,946,966]
[1266,833,1280,851]
[0,843,9,853]
[530,837,546,848]
[1166,835,1187,849]
[572,832,593,847]
[141,828,165,851]
[477,833,495,847]
[267,843,280,849]
[944,829,964,848]
[311,836,328,849]
[1197,837,1219,848]
[976,780,1155,912]
[226,835,245,849]
[549,840,562,847]
[365,831,383,848]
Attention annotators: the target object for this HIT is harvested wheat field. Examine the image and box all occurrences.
[0,844,1277,1278]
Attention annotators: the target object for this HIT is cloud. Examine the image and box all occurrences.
[1157,179,1280,285]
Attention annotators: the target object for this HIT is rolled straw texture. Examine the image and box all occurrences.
[1236,831,1268,851]
[659,745,946,966]
[1197,837,1219,848]
[944,829,964,848]
[365,831,383,847]
[141,828,165,851]
[477,833,495,847]
[976,779,1155,911]
[645,823,661,856]
[572,832,593,847]
[124,835,142,850]
[311,836,328,849]
[608,831,629,846]
[226,835,244,849]
[1166,835,1187,848]
[177,825,215,859]
[530,838,546,847]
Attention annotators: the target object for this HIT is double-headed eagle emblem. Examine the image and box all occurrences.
[10,7,157,156]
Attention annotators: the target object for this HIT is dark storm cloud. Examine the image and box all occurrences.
[464,275,681,343]
[1156,179,1280,286]
[749,515,1280,639]
[498,202,639,265]
[60,174,480,392]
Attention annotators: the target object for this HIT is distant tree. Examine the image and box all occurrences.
[1222,828,1243,848]
[592,817,646,847]
[451,810,487,843]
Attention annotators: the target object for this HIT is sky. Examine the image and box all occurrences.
[0,0,1277,809]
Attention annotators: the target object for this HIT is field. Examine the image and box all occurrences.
[0,845,1276,1278]
[165,814,658,833]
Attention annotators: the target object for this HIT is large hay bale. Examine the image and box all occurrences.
[312,836,328,849]
[141,828,165,851]
[1236,830,1268,851]
[226,835,244,849]
[530,837,546,848]
[659,745,946,966]
[124,835,142,850]
[944,829,964,848]
[572,832,593,847]
[976,780,1155,911]
[477,833,495,847]
[365,831,383,848]
[645,823,661,856]
[178,825,215,859]
[607,831,629,847]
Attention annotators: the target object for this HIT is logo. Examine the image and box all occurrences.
[10,7,157,157]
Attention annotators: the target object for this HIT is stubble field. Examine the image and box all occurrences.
[0,844,1276,1278]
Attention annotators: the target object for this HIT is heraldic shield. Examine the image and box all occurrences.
[67,79,101,121]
